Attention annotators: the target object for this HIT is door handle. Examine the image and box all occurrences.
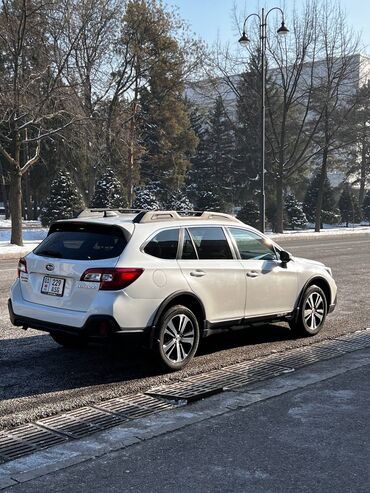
[190,270,206,277]
[246,271,259,278]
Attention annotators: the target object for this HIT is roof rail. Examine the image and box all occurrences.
[134,210,241,224]
[77,208,143,218]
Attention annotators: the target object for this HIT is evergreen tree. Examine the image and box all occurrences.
[186,107,211,208]
[137,9,198,192]
[236,201,260,228]
[234,59,262,204]
[206,96,234,210]
[90,168,127,208]
[133,183,161,210]
[362,190,370,223]
[285,193,307,230]
[303,171,336,224]
[339,183,360,226]
[40,171,84,226]
[186,98,234,212]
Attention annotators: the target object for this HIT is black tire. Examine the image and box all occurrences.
[50,332,87,349]
[289,285,328,336]
[154,305,200,371]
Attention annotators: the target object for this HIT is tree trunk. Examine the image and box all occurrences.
[9,169,23,245]
[0,160,9,219]
[314,146,329,233]
[24,171,32,220]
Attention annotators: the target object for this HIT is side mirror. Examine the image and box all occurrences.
[280,250,291,263]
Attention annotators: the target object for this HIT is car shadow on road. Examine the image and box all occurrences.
[0,333,159,402]
[0,323,296,402]
[197,322,296,356]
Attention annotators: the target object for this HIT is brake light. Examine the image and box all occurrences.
[80,268,144,290]
[17,257,27,277]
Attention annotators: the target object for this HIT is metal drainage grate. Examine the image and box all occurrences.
[148,361,292,401]
[37,406,125,439]
[147,379,225,402]
[314,338,361,354]
[0,432,36,462]
[334,330,370,350]
[262,344,343,370]
[6,424,67,449]
[94,394,176,419]
[222,360,293,390]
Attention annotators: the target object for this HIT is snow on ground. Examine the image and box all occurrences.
[269,225,370,240]
[0,219,42,228]
[0,228,47,242]
[0,241,41,259]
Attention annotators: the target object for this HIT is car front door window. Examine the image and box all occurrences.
[228,227,297,317]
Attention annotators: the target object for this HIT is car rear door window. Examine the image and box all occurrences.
[34,223,127,260]
[188,227,233,260]
[181,229,198,259]
[229,228,277,260]
[144,229,179,259]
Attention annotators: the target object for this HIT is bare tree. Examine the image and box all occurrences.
[311,1,361,232]
[0,0,87,245]
[202,0,362,232]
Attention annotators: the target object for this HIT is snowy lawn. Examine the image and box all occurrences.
[269,225,370,239]
[0,228,47,242]
[0,219,42,228]
[0,241,41,259]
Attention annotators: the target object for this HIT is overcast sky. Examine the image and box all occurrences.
[167,0,370,52]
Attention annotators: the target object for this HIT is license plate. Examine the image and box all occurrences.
[41,276,65,297]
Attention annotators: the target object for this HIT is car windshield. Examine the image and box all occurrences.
[34,223,128,261]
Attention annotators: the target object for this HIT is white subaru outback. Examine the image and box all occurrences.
[9,210,337,370]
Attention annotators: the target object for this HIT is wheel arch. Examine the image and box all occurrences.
[296,276,332,313]
[151,291,206,336]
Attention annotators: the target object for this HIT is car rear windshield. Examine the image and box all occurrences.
[34,222,128,260]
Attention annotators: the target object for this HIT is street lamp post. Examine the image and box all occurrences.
[239,8,288,233]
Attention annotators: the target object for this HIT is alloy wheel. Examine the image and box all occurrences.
[162,314,195,363]
[304,292,325,330]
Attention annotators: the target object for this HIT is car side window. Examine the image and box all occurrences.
[182,229,198,259]
[229,228,277,261]
[144,229,179,259]
[188,227,233,260]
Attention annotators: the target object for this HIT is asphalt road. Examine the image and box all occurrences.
[0,234,369,430]
[7,349,370,493]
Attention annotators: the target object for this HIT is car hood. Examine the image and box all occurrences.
[291,256,325,268]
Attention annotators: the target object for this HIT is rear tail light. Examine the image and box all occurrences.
[17,257,27,277]
[80,268,144,290]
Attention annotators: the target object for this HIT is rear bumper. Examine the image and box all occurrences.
[8,298,150,343]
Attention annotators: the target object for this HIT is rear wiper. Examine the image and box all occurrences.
[36,249,63,258]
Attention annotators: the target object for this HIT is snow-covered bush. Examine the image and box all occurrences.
[285,193,307,230]
[90,168,127,208]
[236,200,260,228]
[166,190,194,211]
[40,170,84,226]
[133,183,162,210]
